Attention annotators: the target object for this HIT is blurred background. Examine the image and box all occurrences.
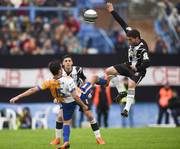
[0,0,180,129]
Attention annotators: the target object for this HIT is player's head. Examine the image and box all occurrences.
[48,60,62,76]
[62,54,73,71]
[126,29,141,46]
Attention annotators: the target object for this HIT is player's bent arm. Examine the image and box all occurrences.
[9,87,39,103]
[71,89,88,111]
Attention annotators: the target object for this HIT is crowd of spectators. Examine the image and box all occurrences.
[0,11,83,55]
[153,0,180,54]
[0,0,179,55]
[0,0,76,7]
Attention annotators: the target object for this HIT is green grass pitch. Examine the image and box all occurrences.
[0,128,180,149]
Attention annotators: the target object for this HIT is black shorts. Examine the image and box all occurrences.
[79,98,91,112]
[113,63,146,84]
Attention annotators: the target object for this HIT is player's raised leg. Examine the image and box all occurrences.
[105,66,127,102]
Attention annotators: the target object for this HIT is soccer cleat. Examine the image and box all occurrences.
[96,137,105,145]
[121,109,128,117]
[113,91,127,103]
[50,138,60,145]
[57,142,70,149]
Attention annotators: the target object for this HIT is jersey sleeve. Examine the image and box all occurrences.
[76,66,86,81]
[136,49,150,72]
[38,80,50,91]
[111,10,130,33]
[66,77,76,93]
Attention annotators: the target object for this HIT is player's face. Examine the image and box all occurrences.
[58,68,63,77]
[63,57,73,71]
[127,37,138,46]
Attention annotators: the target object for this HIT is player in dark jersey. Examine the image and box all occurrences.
[105,3,150,117]
[50,55,105,146]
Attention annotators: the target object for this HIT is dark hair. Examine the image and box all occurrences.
[48,60,61,75]
[123,77,128,81]
[127,29,141,39]
[62,54,73,62]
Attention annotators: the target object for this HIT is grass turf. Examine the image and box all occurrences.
[0,128,180,149]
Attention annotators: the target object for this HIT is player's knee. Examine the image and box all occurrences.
[105,68,111,75]
[56,111,63,122]
[63,119,72,125]
[128,81,136,88]
[105,66,117,76]
[57,115,63,122]
[89,117,97,124]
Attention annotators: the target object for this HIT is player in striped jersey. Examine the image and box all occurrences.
[104,2,150,117]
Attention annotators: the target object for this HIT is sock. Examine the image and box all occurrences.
[81,82,92,92]
[63,125,70,142]
[96,78,108,86]
[80,82,93,99]
[90,118,101,138]
[124,89,135,112]
[55,121,63,139]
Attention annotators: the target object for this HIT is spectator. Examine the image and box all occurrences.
[64,13,80,35]
[17,0,30,16]
[20,16,31,33]
[168,8,180,29]
[64,30,82,54]
[0,39,9,55]
[114,32,128,57]
[22,38,39,54]
[176,2,180,15]
[38,23,52,47]
[32,17,43,39]
[0,0,14,6]
[168,90,180,127]
[18,107,32,129]
[60,0,76,7]
[154,36,168,54]
[157,83,173,125]
[41,39,54,54]
[93,85,112,128]
[52,25,68,54]
[162,0,174,16]
[10,40,23,55]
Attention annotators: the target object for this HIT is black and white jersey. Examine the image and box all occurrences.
[62,66,86,87]
[111,10,150,72]
[127,39,150,72]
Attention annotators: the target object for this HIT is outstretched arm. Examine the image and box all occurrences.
[9,87,39,103]
[107,2,129,33]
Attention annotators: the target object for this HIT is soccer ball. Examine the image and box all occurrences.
[83,9,98,23]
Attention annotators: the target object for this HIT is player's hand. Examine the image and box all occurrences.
[9,97,19,104]
[106,2,114,12]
